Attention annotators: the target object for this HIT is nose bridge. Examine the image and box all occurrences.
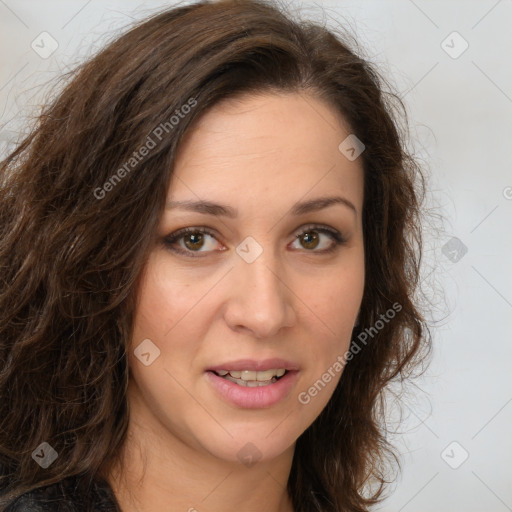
[225,237,295,337]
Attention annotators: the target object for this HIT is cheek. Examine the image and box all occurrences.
[307,267,364,339]
[298,262,364,393]
[129,256,211,381]
[127,260,209,432]
[132,253,207,339]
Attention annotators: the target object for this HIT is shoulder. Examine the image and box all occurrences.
[4,494,68,511]
[3,482,75,512]
[2,476,120,512]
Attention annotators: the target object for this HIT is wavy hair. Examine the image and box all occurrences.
[0,0,431,510]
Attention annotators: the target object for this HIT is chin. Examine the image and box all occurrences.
[188,415,303,466]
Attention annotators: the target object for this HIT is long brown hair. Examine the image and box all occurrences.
[0,0,431,510]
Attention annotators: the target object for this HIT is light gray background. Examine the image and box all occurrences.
[1,1,511,511]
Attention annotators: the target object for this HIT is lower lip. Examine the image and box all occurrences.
[205,370,299,409]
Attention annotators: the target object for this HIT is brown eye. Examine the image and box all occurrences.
[164,225,346,258]
[299,231,320,250]
[291,225,345,253]
[164,227,221,256]
[183,232,205,251]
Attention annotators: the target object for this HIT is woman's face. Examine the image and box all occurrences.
[127,91,365,466]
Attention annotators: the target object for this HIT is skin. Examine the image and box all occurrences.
[106,91,365,512]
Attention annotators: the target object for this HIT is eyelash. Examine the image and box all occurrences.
[163,224,346,258]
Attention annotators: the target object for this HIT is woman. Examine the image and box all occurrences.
[0,0,431,510]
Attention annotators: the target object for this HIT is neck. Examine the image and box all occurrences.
[102,418,296,512]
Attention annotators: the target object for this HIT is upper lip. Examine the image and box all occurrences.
[206,358,299,372]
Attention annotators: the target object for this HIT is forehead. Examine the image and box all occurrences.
[169,92,364,213]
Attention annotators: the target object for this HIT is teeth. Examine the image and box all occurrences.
[241,370,257,381]
[223,374,278,387]
[215,369,287,380]
[214,368,288,386]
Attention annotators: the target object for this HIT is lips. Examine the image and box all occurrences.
[204,358,300,408]
[205,369,299,408]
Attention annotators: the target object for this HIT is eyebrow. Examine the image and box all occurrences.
[165,195,357,217]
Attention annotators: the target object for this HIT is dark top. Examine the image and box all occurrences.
[1,473,122,512]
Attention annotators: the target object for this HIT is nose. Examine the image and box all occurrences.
[223,249,296,339]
